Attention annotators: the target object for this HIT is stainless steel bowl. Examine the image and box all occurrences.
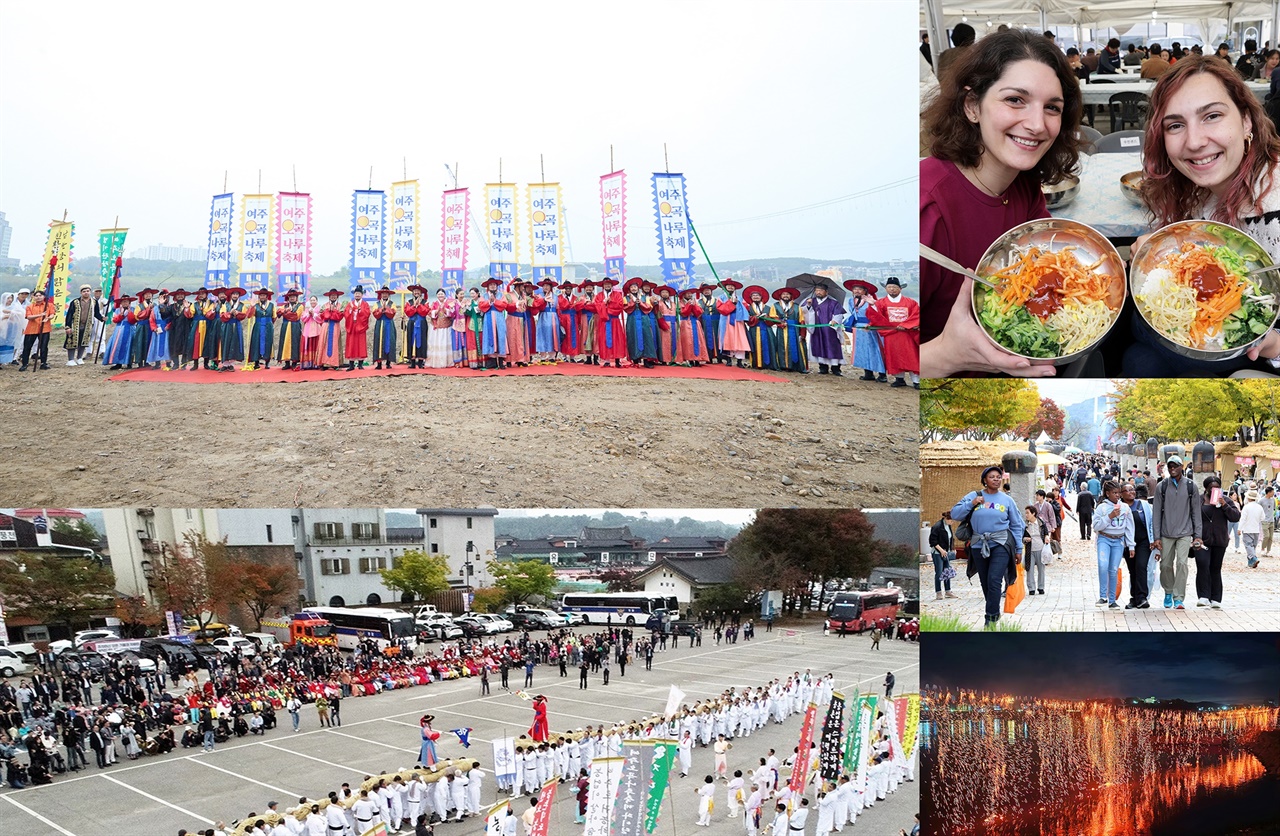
[971,218,1127,366]
[1042,176,1080,210]
[1120,171,1144,207]
[1129,220,1278,361]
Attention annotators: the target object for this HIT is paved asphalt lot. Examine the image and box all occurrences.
[1,625,919,836]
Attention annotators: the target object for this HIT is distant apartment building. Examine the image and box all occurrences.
[0,211,17,271]
[130,243,209,262]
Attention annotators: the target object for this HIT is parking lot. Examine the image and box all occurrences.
[1,625,918,835]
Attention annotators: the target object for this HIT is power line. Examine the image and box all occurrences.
[697,178,916,227]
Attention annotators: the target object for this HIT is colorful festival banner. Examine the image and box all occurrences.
[599,170,626,280]
[819,691,847,781]
[97,227,128,300]
[276,192,312,296]
[582,757,624,836]
[527,778,558,836]
[38,221,74,322]
[205,193,234,288]
[390,180,420,291]
[651,173,695,290]
[643,738,676,834]
[238,194,273,295]
[350,189,387,295]
[527,183,564,283]
[788,702,819,795]
[610,740,652,836]
[899,696,916,759]
[485,183,518,281]
[848,695,878,791]
[441,187,470,291]
[484,800,510,836]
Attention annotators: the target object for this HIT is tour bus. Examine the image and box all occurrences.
[560,592,679,625]
[826,589,901,633]
[302,606,418,652]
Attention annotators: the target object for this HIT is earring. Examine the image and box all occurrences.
[1247,131,1255,148]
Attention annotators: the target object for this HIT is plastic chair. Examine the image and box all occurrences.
[1108,91,1149,132]
[1075,125,1103,154]
[1093,129,1145,153]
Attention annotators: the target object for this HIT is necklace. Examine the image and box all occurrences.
[970,166,1010,205]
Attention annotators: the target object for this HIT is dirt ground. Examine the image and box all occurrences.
[0,365,919,508]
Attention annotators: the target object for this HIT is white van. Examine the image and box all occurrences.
[0,647,31,678]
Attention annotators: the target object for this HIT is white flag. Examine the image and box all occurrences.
[492,736,517,783]
[664,684,686,717]
[485,800,510,836]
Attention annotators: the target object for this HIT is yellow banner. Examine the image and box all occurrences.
[902,693,921,759]
[38,221,75,323]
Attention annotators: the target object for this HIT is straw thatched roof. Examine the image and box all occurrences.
[919,440,1030,468]
[1215,441,1242,456]
[1237,442,1280,461]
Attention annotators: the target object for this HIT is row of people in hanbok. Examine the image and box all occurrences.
[101,285,252,371]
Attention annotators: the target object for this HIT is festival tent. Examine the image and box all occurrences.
[1063,446,1085,455]
[1035,452,1068,467]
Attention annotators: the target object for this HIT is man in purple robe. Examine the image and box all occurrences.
[802,284,845,376]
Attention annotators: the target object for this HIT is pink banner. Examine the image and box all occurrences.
[599,170,626,278]
[788,702,818,795]
[441,188,470,274]
[528,778,558,836]
[276,192,313,280]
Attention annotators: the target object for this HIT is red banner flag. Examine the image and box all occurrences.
[788,702,819,795]
[528,778,558,836]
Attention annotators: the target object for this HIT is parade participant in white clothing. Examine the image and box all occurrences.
[744,786,765,836]
[305,805,327,836]
[789,797,810,835]
[770,803,790,836]
[714,734,734,779]
[678,730,694,777]
[696,775,716,826]
[815,789,837,835]
[727,770,746,818]
[376,781,396,829]
[467,763,485,816]
[324,799,347,836]
[432,775,449,822]
[449,770,470,820]
[405,774,425,827]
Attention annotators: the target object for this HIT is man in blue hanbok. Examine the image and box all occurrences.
[843,279,886,382]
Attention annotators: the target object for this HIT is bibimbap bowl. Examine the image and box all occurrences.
[1130,221,1279,361]
[971,218,1127,365]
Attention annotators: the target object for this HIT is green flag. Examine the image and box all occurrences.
[644,738,677,833]
[98,228,128,298]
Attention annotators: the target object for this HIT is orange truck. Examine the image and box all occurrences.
[257,612,338,648]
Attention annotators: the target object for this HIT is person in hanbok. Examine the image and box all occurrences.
[63,284,100,365]
[275,288,304,369]
[504,281,530,366]
[623,277,656,367]
[403,285,430,368]
[102,295,134,369]
[145,290,172,369]
[677,287,710,365]
[344,285,371,370]
[300,295,324,370]
[165,289,193,369]
[427,288,455,368]
[593,277,627,366]
[742,286,774,370]
[802,283,845,375]
[317,288,344,369]
[125,288,155,368]
[462,287,484,369]
[479,279,510,368]
[699,284,722,362]
[531,278,560,363]
[769,287,809,373]
[370,286,398,369]
[247,288,275,369]
[716,281,750,367]
[865,277,919,388]
[655,285,681,364]
[186,287,218,370]
[842,280,886,382]
[577,281,599,364]
[218,287,249,370]
[451,287,468,365]
[418,715,440,766]
[558,281,582,361]
[677,730,694,777]
[0,290,27,365]
[696,775,716,826]
[529,695,549,742]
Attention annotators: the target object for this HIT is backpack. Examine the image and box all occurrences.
[1157,475,1196,525]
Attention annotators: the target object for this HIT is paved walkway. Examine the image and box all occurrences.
[923,523,1280,631]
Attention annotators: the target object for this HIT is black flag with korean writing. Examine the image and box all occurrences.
[819,691,847,781]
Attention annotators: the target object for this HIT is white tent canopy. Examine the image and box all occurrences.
[923,0,1280,59]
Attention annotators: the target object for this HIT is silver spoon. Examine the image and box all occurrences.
[919,244,999,290]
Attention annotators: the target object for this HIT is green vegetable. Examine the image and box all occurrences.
[977,293,1061,358]
[1223,297,1274,348]
[1209,245,1250,278]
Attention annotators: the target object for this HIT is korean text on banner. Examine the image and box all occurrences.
[38,222,74,322]
[390,180,420,290]
[610,741,652,836]
[276,192,312,296]
[206,193,234,288]
[350,189,387,295]
[441,188,470,291]
[98,228,128,299]
[582,757,624,836]
[239,195,273,295]
[819,692,847,781]
[651,173,696,290]
[485,183,518,281]
[484,800,511,836]
[788,702,819,795]
[644,738,676,833]
[527,778,558,836]
[527,183,564,284]
[599,170,627,280]
[848,695,878,792]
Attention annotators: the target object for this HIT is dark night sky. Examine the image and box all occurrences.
[924,633,1280,703]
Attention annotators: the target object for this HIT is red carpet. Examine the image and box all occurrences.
[108,361,791,384]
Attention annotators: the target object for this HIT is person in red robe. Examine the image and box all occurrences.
[865,276,919,388]
[529,695,549,742]
[593,277,626,366]
[344,286,371,370]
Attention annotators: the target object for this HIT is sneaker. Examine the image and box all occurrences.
[1138,601,1151,609]
[1108,602,1119,609]
[935,592,943,600]
[945,592,958,599]
[1164,593,1173,609]
[66,360,76,366]
[1038,589,1045,594]
[1196,598,1209,607]
[1174,599,1185,610]
[1211,601,1222,609]
[1096,598,1107,606]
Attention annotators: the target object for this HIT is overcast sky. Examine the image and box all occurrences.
[0,1,914,273]
[1033,379,1121,408]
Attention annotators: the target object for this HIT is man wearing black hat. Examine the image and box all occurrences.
[865,277,919,388]
[165,289,193,369]
[248,288,276,369]
[344,286,371,370]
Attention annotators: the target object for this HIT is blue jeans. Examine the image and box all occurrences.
[932,550,953,592]
[203,730,214,749]
[1097,535,1126,602]
[290,711,300,731]
[974,542,1013,622]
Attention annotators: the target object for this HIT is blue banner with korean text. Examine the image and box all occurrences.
[651,173,696,290]
[350,189,387,295]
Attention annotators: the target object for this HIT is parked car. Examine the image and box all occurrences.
[140,638,204,670]
[244,632,281,651]
[452,617,491,638]
[73,629,119,648]
[211,636,258,658]
[510,611,557,630]
[464,613,513,633]
[0,647,31,678]
[99,648,157,674]
[57,649,111,680]
[6,640,72,660]
[416,613,463,640]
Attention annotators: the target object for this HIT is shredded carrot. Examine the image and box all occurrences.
[1159,243,1246,346]
[985,246,1113,318]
